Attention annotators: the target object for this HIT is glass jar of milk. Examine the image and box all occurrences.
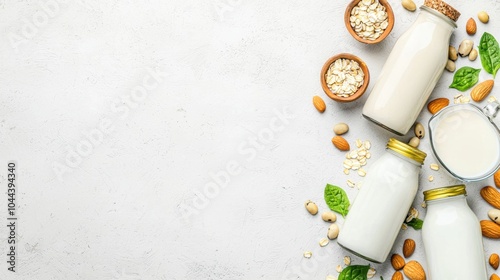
[429,102,500,181]
[362,0,460,135]
[422,185,488,280]
[337,138,426,263]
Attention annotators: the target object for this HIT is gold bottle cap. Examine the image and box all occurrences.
[424,185,466,201]
[386,138,427,165]
[423,0,460,22]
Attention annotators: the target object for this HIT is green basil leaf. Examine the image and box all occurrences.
[338,265,370,280]
[449,66,481,91]
[479,32,500,77]
[406,218,424,230]
[324,184,350,217]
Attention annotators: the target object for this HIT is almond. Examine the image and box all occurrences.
[492,274,500,280]
[392,271,404,280]
[466,17,477,35]
[471,80,494,102]
[403,238,416,258]
[481,186,500,209]
[391,254,405,270]
[495,170,500,188]
[490,253,500,269]
[331,136,350,151]
[403,260,426,280]
[313,95,326,113]
[427,98,449,114]
[481,220,500,239]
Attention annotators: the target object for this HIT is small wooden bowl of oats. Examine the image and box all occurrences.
[320,53,370,102]
[344,0,394,44]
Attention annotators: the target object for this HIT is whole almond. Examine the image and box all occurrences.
[313,96,326,113]
[403,260,426,280]
[490,253,500,269]
[494,170,500,188]
[481,186,500,209]
[492,274,500,280]
[471,80,494,102]
[392,271,404,280]
[481,220,500,239]
[391,254,405,270]
[332,136,350,151]
[466,17,477,35]
[403,238,416,258]
[427,98,449,114]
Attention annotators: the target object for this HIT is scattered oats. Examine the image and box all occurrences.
[421,201,427,208]
[367,267,376,278]
[430,163,440,171]
[428,175,434,182]
[357,181,363,190]
[343,169,350,175]
[366,152,371,159]
[326,275,337,280]
[303,251,313,258]
[364,140,371,150]
[401,223,408,230]
[356,139,363,148]
[357,168,366,177]
[344,256,351,266]
[350,0,389,41]
[454,94,470,104]
[319,238,329,247]
[336,264,343,273]
[350,150,358,159]
[406,207,419,223]
[489,96,497,103]
[347,179,356,188]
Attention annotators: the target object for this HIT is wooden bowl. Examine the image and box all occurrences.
[344,0,395,44]
[320,53,370,102]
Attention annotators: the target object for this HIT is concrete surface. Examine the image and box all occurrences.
[1,0,500,279]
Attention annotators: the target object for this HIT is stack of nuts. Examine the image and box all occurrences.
[390,239,426,280]
[446,11,490,72]
[478,172,500,280]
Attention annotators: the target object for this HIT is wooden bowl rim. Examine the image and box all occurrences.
[344,0,395,44]
[320,53,370,103]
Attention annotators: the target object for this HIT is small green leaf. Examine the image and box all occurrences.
[449,66,481,91]
[479,32,500,77]
[406,218,424,230]
[338,265,370,280]
[324,184,350,217]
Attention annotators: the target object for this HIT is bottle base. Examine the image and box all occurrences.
[337,241,383,264]
[362,114,405,136]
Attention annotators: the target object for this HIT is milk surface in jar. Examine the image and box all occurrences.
[429,103,500,181]
[337,139,426,263]
[362,0,460,135]
[422,185,487,280]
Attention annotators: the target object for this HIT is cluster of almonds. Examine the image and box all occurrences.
[349,0,389,41]
[477,180,500,279]
[325,58,364,97]
[390,239,426,280]
[446,11,490,72]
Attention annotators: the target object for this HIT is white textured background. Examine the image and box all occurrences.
[1,0,500,279]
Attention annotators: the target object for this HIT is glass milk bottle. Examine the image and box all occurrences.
[337,138,426,263]
[422,185,487,280]
[362,0,460,135]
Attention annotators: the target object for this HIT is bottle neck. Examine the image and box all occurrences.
[426,194,467,206]
[418,6,456,34]
[386,149,422,166]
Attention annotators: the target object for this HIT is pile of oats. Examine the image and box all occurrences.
[325,58,364,97]
[349,0,389,41]
[343,139,371,177]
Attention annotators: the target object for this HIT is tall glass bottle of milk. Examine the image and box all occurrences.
[422,185,487,280]
[362,0,460,135]
[337,138,426,263]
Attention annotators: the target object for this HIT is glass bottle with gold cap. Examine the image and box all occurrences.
[338,138,426,263]
[422,185,487,279]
